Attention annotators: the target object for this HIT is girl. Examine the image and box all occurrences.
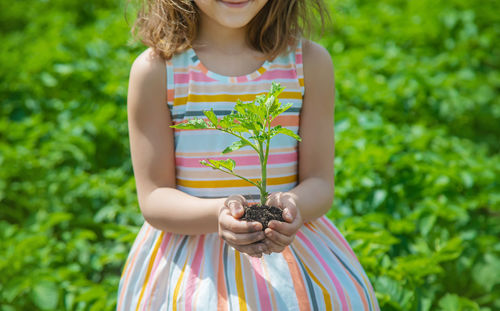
[118,0,379,310]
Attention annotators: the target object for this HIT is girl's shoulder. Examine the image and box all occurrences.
[128,48,168,94]
[131,48,166,73]
[301,39,333,71]
[301,39,334,88]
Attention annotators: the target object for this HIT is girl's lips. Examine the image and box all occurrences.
[218,0,250,8]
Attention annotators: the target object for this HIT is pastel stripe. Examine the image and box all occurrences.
[217,242,228,311]
[140,233,171,311]
[185,235,205,310]
[175,146,296,156]
[297,231,349,311]
[176,165,296,179]
[234,251,248,311]
[172,114,299,127]
[117,225,153,310]
[134,231,165,311]
[176,174,297,188]
[250,257,273,310]
[172,256,189,310]
[320,217,359,260]
[255,69,298,81]
[176,152,297,168]
[241,255,259,309]
[173,91,301,106]
[302,260,333,311]
[168,80,302,95]
[282,247,311,311]
[296,53,303,64]
[260,256,279,310]
[292,230,341,310]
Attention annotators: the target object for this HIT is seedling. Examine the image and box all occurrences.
[170,82,301,228]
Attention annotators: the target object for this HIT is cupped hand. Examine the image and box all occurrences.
[263,192,303,254]
[218,194,268,258]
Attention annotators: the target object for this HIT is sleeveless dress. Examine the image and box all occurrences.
[117,41,380,311]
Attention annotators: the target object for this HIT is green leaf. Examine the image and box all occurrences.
[220,159,236,171]
[472,253,500,292]
[200,159,211,168]
[270,81,284,96]
[271,102,293,119]
[205,159,235,172]
[264,95,275,111]
[254,94,267,106]
[170,118,211,129]
[438,293,480,311]
[274,127,301,141]
[32,281,59,310]
[419,214,437,236]
[208,159,220,169]
[239,118,262,132]
[222,140,249,154]
[434,237,463,263]
[218,114,237,130]
[234,100,246,115]
[203,109,218,126]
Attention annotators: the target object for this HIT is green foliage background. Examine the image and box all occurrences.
[1,0,498,310]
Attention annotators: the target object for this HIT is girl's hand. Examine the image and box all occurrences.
[263,192,303,254]
[218,195,268,258]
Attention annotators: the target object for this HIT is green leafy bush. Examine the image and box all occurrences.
[0,0,498,310]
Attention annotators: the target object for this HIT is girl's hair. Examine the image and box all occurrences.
[126,0,330,60]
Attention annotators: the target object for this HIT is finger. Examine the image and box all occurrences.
[226,195,248,218]
[279,193,299,221]
[280,202,298,223]
[266,192,282,208]
[221,230,266,246]
[265,228,294,247]
[228,201,244,218]
[221,219,263,234]
[267,219,298,236]
[282,208,294,223]
[220,209,262,233]
[263,238,286,253]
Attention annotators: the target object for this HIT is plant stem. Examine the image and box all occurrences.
[219,128,260,153]
[259,111,272,206]
[259,141,267,206]
[215,167,261,189]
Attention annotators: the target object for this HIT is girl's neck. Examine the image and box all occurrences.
[193,11,251,54]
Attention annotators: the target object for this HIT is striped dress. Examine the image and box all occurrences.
[117,40,380,311]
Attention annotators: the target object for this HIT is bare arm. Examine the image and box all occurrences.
[290,39,335,223]
[127,48,224,235]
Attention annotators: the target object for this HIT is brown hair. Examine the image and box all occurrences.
[126,0,330,60]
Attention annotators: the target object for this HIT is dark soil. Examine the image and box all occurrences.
[241,204,284,230]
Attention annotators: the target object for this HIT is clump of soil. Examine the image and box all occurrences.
[241,204,284,230]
